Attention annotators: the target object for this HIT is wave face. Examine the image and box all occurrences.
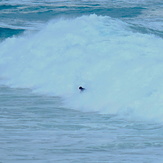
[0,15,163,121]
[0,27,24,40]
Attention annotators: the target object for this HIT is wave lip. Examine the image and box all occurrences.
[0,15,163,121]
[0,27,25,40]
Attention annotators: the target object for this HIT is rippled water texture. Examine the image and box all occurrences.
[1,86,163,163]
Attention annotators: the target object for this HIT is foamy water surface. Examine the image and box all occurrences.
[0,0,163,162]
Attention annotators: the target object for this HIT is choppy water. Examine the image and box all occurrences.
[1,86,163,163]
[0,0,163,162]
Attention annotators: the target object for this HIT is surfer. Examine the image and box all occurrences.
[79,86,85,92]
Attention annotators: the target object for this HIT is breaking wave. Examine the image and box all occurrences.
[0,15,163,121]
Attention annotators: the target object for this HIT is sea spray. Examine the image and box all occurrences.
[0,15,163,121]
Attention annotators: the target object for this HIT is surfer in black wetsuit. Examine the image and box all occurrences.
[79,86,85,92]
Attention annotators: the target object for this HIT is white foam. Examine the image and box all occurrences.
[0,15,163,121]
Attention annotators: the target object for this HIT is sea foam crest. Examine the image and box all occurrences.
[0,15,163,121]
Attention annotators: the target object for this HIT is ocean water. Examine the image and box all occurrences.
[0,0,163,162]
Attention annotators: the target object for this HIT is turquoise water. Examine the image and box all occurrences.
[0,0,163,162]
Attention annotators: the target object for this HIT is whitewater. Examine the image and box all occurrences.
[0,0,163,162]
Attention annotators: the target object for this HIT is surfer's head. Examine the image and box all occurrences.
[79,86,85,91]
